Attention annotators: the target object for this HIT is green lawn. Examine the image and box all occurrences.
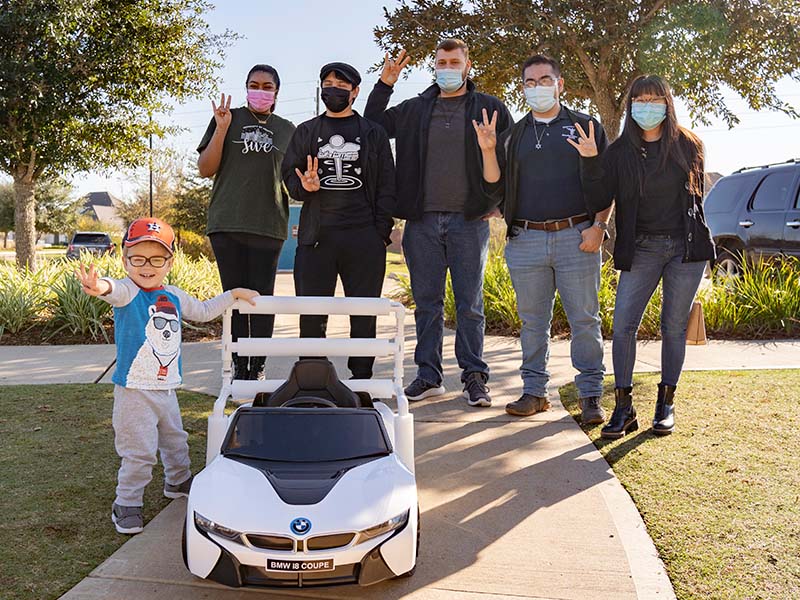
[560,370,800,600]
[0,385,213,600]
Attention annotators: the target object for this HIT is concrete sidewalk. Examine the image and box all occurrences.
[2,274,798,599]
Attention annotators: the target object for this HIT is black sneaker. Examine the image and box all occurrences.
[404,378,446,402]
[462,372,491,407]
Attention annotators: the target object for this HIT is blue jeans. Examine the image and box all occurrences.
[504,222,605,398]
[402,212,490,385]
[613,235,706,388]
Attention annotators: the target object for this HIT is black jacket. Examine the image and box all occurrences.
[364,79,512,221]
[281,112,396,246]
[580,142,716,271]
[486,106,608,237]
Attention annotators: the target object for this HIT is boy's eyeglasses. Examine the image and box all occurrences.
[127,255,171,268]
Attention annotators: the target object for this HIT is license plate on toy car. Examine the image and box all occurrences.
[266,558,334,572]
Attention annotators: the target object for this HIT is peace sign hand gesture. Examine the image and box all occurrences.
[75,263,110,297]
[380,49,411,87]
[566,120,598,157]
[211,93,232,130]
[472,108,498,152]
[295,155,320,193]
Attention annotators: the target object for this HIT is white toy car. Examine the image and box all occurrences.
[183,296,418,588]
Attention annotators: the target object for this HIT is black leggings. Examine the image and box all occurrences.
[209,232,283,342]
[294,226,386,378]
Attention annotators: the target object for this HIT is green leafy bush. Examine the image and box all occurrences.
[393,247,800,340]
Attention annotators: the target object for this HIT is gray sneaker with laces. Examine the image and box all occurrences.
[111,502,144,534]
[164,475,193,499]
[462,372,492,407]
[404,378,446,402]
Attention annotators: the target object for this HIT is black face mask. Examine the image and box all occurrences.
[321,87,352,113]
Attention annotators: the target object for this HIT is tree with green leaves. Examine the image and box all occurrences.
[0,0,235,269]
[1,178,80,246]
[375,0,800,140]
[171,171,212,237]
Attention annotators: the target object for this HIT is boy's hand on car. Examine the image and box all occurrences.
[232,288,259,305]
[75,263,110,296]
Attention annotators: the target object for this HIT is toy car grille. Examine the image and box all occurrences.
[245,533,295,551]
[305,532,356,550]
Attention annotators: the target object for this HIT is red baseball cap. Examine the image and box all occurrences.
[123,217,175,252]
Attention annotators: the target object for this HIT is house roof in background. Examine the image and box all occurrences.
[82,191,122,209]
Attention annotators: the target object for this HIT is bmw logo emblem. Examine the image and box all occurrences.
[290,517,311,535]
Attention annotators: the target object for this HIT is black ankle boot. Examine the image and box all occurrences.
[653,383,676,435]
[601,387,638,439]
[247,357,266,381]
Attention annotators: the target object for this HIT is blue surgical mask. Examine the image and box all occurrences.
[524,85,558,113]
[435,68,465,93]
[631,102,667,131]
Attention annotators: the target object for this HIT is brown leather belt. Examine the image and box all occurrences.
[512,214,590,232]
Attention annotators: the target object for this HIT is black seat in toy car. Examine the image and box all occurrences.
[256,359,369,408]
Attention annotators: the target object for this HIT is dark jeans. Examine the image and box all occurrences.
[402,212,489,385]
[293,226,386,379]
[612,235,706,388]
[209,231,283,344]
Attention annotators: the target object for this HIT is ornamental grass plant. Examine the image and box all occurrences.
[0,250,222,342]
[393,247,800,340]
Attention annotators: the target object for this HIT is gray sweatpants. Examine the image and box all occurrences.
[112,386,191,507]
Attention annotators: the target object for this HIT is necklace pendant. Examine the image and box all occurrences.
[445,122,451,129]
[535,143,542,150]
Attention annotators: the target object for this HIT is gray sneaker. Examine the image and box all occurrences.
[404,378,446,402]
[164,475,193,499]
[580,396,606,425]
[505,394,551,417]
[462,372,492,407]
[111,503,143,534]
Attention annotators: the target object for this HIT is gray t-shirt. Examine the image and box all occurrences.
[423,96,469,213]
[197,108,296,240]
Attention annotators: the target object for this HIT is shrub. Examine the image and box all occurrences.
[177,229,214,260]
[164,249,222,300]
[0,263,50,336]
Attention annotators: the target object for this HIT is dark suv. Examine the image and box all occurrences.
[705,158,800,275]
[66,232,115,260]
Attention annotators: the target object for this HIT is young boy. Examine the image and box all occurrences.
[76,217,258,534]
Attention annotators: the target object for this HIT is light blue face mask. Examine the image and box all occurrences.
[435,68,465,93]
[631,102,667,131]
[524,85,558,113]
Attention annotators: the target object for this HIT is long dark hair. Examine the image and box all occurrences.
[611,75,704,197]
[246,64,281,112]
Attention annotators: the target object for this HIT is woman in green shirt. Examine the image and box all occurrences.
[197,64,296,379]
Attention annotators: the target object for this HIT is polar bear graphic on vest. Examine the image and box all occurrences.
[126,295,182,387]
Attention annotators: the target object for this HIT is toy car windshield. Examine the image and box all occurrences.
[222,409,391,463]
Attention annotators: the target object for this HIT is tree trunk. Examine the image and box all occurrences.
[13,177,37,270]
[3,232,7,249]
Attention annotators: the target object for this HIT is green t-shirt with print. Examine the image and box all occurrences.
[198,108,296,240]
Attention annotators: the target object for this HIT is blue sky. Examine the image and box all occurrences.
[72,0,800,198]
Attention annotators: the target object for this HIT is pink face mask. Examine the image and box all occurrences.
[247,89,275,112]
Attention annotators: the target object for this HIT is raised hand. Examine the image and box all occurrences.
[295,155,320,192]
[380,49,411,87]
[472,108,498,152]
[211,93,232,130]
[566,120,598,157]
[75,263,109,296]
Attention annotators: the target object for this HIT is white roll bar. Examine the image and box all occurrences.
[206,295,413,471]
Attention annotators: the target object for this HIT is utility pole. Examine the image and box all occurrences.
[148,113,154,217]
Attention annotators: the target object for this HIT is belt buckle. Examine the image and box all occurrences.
[543,220,558,232]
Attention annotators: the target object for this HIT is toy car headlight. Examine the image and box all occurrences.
[355,510,409,544]
[194,511,243,542]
